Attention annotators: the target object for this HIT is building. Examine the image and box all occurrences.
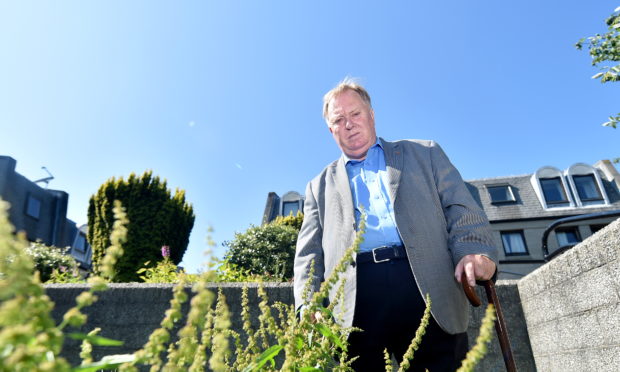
[262,191,304,225]
[0,155,92,269]
[263,160,620,279]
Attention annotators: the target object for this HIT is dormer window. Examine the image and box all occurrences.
[572,175,603,202]
[282,201,300,216]
[531,166,574,209]
[566,163,609,207]
[540,177,569,205]
[487,185,516,204]
[279,191,304,217]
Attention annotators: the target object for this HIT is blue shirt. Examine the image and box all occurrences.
[344,139,404,252]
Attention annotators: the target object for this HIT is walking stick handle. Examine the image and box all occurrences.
[460,272,482,307]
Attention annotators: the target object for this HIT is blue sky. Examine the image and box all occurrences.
[1,1,618,273]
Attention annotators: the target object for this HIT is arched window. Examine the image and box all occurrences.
[566,163,608,206]
[531,166,574,209]
[280,191,304,217]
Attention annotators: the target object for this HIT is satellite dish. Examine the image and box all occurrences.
[34,166,54,188]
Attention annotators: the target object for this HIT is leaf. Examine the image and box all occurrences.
[592,72,604,79]
[295,335,304,349]
[315,323,346,350]
[242,345,283,372]
[68,333,124,346]
[71,354,135,372]
[299,367,323,372]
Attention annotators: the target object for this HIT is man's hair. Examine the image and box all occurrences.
[322,77,372,120]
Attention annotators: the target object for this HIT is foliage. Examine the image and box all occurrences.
[576,6,620,129]
[137,246,200,284]
[88,170,195,282]
[212,257,270,283]
[272,211,304,231]
[0,199,130,371]
[25,241,80,283]
[48,265,84,284]
[222,223,299,281]
[1,197,494,371]
[457,304,496,372]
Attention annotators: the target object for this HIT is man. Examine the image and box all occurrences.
[293,78,498,372]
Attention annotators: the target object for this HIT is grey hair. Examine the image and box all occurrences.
[322,77,372,120]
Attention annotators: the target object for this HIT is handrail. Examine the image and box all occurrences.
[542,209,620,261]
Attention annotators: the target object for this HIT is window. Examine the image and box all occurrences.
[572,175,603,202]
[500,231,528,256]
[25,196,41,219]
[590,224,607,234]
[540,177,569,205]
[556,227,582,248]
[487,185,516,204]
[282,201,299,217]
[73,234,87,253]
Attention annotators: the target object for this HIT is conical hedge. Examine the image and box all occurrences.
[87,171,195,282]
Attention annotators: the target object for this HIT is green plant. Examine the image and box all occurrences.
[1,197,495,371]
[137,245,200,284]
[222,223,298,281]
[88,170,195,282]
[457,304,496,372]
[212,257,268,283]
[271,211,304,231]
[25,242,80,283]
[0,198,130,371]
[576,6,620,130]
[48,265,84,284]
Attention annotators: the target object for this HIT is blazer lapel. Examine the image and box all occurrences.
[331,156,356,228]
[381,138,403,205]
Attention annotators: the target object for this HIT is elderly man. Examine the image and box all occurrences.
[293,78,498,371]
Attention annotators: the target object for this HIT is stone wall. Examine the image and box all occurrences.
[46,281,534,371]
[518,217,620,371]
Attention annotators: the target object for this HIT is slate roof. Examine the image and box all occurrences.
[465,171,620,222]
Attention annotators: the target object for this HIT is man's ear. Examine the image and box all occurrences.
[328,126,334,134]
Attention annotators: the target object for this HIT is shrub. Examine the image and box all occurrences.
[137,245,200,284]
[222,223,298,281]
[88,170,195,282]
[25,242,79,283]
[272,211,304,231]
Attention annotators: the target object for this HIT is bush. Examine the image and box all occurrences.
[222,223,298,281]
[87,171,195,282]
[272,211,304,230]
[25,242,79,282]
[137,245,200,283]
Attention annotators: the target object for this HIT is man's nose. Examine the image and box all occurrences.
[345,119,354,129]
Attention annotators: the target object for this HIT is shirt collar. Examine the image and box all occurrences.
[343,137,383,165]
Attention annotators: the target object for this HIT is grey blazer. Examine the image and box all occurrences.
[293,138,498,334]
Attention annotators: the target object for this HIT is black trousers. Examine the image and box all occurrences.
[348,258,468,372]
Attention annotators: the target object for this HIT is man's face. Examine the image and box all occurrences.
[326,89,376,160]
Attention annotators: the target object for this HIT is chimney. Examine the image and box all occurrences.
[594,160,620,190]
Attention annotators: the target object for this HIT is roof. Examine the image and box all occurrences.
[465,171,620,222]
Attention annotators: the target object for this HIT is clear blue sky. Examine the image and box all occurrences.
[1,1,618,273]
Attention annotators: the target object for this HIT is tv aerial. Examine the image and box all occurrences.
[34,166,54,188]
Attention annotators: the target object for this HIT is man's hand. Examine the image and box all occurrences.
[455,254,496,287]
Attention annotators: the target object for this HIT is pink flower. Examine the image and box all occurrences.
[161,245,170,259]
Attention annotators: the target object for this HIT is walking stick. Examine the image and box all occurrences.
[461,273,517,372]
